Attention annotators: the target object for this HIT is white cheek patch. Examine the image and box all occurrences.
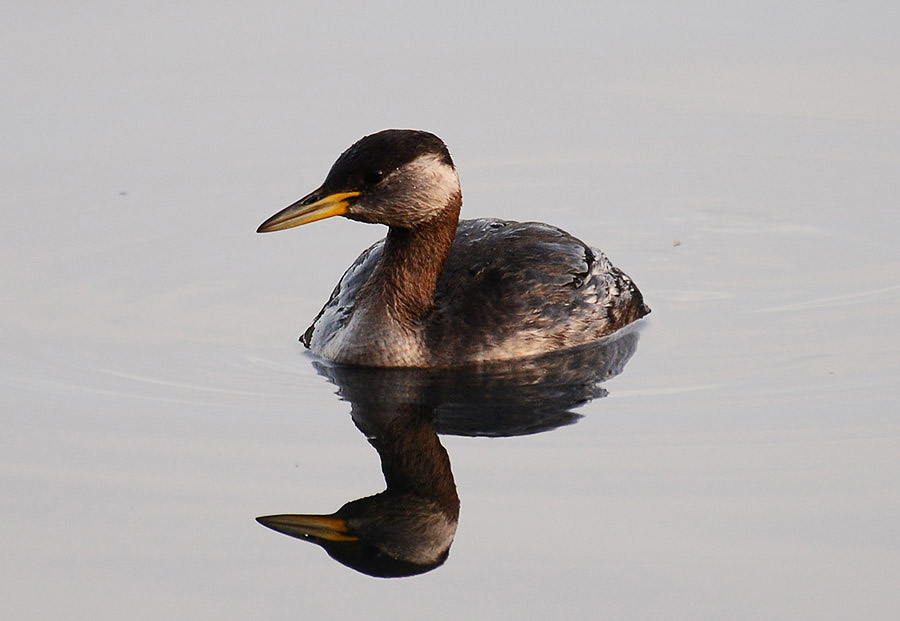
[389,153,461,221]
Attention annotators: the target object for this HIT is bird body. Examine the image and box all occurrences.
[303,218,646,366]
[258,130,649,368]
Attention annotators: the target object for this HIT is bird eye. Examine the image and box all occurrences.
[364,169,384,185]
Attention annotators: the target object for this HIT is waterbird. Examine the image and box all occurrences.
[257,129,649,367]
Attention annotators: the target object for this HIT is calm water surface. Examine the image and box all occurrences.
[2,3,899,619]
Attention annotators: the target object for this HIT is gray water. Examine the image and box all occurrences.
[3,3,899,619]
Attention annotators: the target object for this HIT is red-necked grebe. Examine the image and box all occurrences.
[257,129,649,367]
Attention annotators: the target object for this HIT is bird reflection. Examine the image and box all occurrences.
[258,328,642,577]
[258,404,457,577]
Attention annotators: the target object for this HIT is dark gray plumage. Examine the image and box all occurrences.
[258,129,649,367]
[304,218,648,366]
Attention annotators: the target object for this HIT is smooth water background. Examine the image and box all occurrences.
[3,3,899,618]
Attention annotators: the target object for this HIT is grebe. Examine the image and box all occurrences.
[257,129,649,367]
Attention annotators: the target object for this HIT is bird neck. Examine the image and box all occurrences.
[369,406,460,519]
[364,195,461,326]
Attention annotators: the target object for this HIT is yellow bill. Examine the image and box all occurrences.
[256,513,360,542]
[257,191,360,233]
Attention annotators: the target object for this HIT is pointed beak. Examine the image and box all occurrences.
[256,513,360,542]
[256,190,361,233]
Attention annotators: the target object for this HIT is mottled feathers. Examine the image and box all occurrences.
[303,218,649,366]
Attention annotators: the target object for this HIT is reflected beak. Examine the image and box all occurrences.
[256,190,361,233]
[256,513,360,542]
